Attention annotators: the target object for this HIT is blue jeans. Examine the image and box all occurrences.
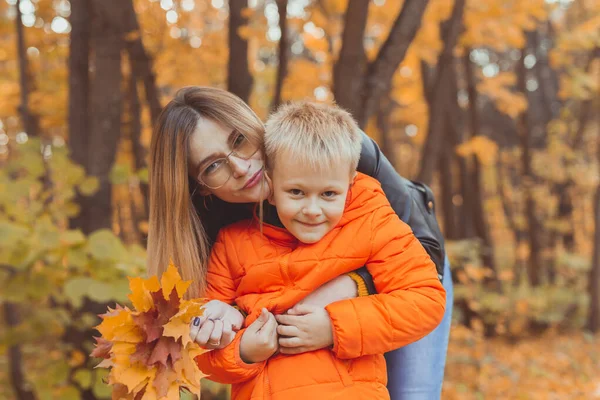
[385,257,453,400]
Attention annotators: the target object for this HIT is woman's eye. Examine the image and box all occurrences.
[204,160,223,175]
[233,134,246,148]
[322,191,337,198]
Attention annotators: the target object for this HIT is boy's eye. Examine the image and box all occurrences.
[289,189,303,196]
[322,191,337,198]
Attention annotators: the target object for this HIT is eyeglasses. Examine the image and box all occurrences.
[197,132,260,189]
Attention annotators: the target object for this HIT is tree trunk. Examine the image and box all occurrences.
[228,0,252,103]
[128,71,148,240]
[463,51,499,283]
[271,0,288,112]
[588,172,600,332]
[517,47,543,287]
[15,0,39,137]
[85,0,125,234]
[416,0,465,184]
[438,140,459,240]
[123,0,161,124]
[495,157,526,286]
[4,300,36,400]
[376,91,397,168]
[358,0,431,128]
[332,0,370,116]
[587,69,600,333]
[68,0,91,231]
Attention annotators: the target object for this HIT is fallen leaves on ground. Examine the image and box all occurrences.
[443,325,600,399]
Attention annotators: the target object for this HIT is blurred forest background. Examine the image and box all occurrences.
[0,0,599,398]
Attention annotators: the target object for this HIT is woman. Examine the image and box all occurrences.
[148,86,453,399]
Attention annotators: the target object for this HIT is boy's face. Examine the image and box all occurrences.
[269,154,355,244]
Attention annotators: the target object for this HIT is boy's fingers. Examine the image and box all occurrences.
[249,308,270,332]
[276,324,300,337]
[260,312,277,335]
[278,336,303,348]
[275,313,302,326]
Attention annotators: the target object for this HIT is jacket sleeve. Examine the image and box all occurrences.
[357,131,445,279]
[325,207,446,359]
[194,232,265,384]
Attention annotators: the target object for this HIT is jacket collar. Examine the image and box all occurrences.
[252,202,299,246]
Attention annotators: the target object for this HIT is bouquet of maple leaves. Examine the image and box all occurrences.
[91,264,208,399]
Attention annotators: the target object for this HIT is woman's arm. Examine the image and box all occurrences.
[357,131,446,279]
[326,208,446,359]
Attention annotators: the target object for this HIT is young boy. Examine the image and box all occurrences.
[195,102,445,400]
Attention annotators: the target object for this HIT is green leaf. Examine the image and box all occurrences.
[73,369,92,389]
[60,230,86,246]
[33,216,61,250]
[60,385,82,400]
[92,369,112,398]
[64,277,96,308]
[109,163,131,185]
[79,176,99,196]
[0,221,29,248]
[87,230,128,262]
[67,247,89,269]
[136,167,149,183]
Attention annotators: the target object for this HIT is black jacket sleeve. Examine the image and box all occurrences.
[355,132,446,292]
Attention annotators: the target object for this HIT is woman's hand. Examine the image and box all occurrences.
[294,274,358,309]
[189,300,245,349]
[275,304,334,355]
[239,308,279,363]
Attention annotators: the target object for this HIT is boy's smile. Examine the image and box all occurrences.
[269,153,355,244]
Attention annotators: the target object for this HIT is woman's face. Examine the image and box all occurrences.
[188,117,266,204]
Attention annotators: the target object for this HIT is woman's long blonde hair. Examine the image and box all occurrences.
[148,86,264,298]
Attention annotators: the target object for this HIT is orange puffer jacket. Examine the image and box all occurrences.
[195,173,446,400]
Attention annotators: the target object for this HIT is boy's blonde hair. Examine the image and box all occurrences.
[264,101,362,174]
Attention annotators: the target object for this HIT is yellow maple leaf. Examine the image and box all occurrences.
[128,275,160,313]
[96,309,144,343]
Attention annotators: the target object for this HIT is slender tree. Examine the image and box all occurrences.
[463,51,499,281]
[516,45,544,287]
[332,0,370,117]
[333,0,430,128]
[228,0,252,103]
[416,0,466,184]
[271,0,288,111]
[14,0,39,138]
[123,0,161,125]
[85,0,126,234]
[68,0,91,231]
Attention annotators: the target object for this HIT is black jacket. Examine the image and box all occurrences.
[191,131,446,290]
[354,133,446,293]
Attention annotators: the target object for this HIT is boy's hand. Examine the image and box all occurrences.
[189,300,244,350]
[239,308,279,363]
[275,304,334,355]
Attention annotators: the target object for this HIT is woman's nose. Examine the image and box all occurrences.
[229,155,251,178]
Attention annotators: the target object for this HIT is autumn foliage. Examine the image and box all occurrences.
[0,0,599,399]
[91,264,207,399]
